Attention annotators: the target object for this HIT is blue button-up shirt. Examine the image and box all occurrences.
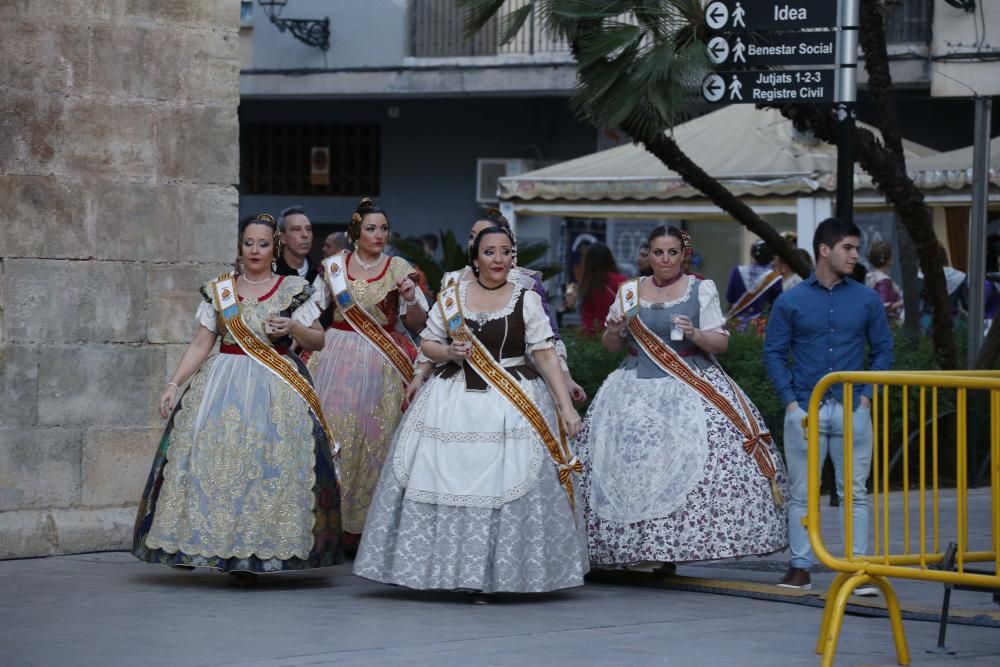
[764,275,894,407]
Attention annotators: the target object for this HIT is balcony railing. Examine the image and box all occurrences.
[885,0,933,44]
[410,0,569,58]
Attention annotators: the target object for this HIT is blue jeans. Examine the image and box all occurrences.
[784,401,873,569]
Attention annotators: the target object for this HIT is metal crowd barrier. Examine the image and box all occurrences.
[806,370,1000,666]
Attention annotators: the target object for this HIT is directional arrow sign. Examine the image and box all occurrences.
[706,36,730,64]
[701,69,835,104]
[705,1,729,30]
[707,31,838,67]
[704,1,840,32]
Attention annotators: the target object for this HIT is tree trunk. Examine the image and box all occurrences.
[637,131,812,277]
[861,0,957,368]
[896,226,921,341]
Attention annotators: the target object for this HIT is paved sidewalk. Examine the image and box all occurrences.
[2,490,998,666]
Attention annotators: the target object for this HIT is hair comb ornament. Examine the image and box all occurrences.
[255,213,276,224]
[680,230,693,258]
[359,196,374,208]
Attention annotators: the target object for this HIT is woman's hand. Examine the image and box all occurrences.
[567,377,587,403]
[605,312,626,336]
[266,315,295,339]
[560,407,582,440]
[672,314,696,338]
[158,384,178,419]
[404,374,426,403]
[397,276,417,303]
[447,340,472,361]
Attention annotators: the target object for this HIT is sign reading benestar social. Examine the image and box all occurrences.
[706,31,838,68]
[703,1,839,32]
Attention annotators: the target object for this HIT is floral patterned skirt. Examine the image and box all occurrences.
[132,353,342,573]
[576,364,788,566]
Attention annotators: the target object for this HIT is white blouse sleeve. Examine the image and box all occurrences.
[523,289,557,351]
[291,274,330,327]
[419,298,448,344]
[195,301,217,333]
[292,299,321,327]
[698,279,729,334]
[399,288,429,315]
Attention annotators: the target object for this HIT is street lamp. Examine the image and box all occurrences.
[258,0,330,52]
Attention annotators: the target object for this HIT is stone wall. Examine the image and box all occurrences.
[0,1,240,558]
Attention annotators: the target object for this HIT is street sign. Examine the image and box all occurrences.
[706,30,838,67]
[703,1,839,32]
[701,69,835,104]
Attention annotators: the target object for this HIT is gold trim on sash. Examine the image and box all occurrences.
[726,270,782,320]
[323,254,414,386]
[436,285,581,513]
[620,283,783,506]
[211,273,336,447]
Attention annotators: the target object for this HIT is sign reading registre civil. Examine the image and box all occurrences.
[704,0,839,32]
[701,69,835,104]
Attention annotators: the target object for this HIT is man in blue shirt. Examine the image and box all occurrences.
[764,218,894,593]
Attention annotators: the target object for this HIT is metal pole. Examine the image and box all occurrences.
[835,0,859,223]
[967,96,993,367]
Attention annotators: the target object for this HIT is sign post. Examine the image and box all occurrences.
[834,0,859,224]
[700,1,861,226]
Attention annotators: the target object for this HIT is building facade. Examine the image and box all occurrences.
[238,0,597,244]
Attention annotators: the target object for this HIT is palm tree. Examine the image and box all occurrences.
[459,0,811,277]
[459,0,959,369]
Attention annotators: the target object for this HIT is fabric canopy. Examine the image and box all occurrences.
[906,136,1000,191]
[499,104,935,203]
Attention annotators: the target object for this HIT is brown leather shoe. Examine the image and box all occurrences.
[777,567,812,590]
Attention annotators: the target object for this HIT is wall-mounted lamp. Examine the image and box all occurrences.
[258,0,330,52]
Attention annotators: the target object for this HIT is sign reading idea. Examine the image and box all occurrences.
[701,70,835,104]
[706,30,837,67]
[704,1,839,32]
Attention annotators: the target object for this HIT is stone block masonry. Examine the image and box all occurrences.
[0,1,240,558]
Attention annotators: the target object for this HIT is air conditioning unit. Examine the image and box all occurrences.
[476,158,534,205]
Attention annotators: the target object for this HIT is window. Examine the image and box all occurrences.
[240,124,381,196]
[240,1,254,28]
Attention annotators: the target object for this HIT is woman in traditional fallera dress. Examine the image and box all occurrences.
[306,198,428,554]
[415,209,586,403]
[355,225,589,601]
[132,214,342,584]
[576,226,788,569]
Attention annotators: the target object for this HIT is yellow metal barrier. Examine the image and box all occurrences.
[806,370,1000,666]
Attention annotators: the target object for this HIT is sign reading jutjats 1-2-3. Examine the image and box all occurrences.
[701,0,851,105]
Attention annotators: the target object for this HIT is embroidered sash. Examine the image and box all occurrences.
[323,254,414,385]
[727,269,782,320]
[211,273,336,446]
[437,284,581,513]
[619,280,783,506]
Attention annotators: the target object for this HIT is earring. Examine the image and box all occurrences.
[271,259,277,272]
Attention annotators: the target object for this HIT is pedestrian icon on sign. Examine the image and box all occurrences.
[728,75,743,101]
[732,2,746,28]
[732,37,746,63]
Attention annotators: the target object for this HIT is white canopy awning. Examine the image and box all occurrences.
[499,105,936,203]
[906,136,1000,191]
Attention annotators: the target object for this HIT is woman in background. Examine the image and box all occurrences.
[577,242,627,336]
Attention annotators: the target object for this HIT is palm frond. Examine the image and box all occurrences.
[498,3,535,46]
[457,0,509,36]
